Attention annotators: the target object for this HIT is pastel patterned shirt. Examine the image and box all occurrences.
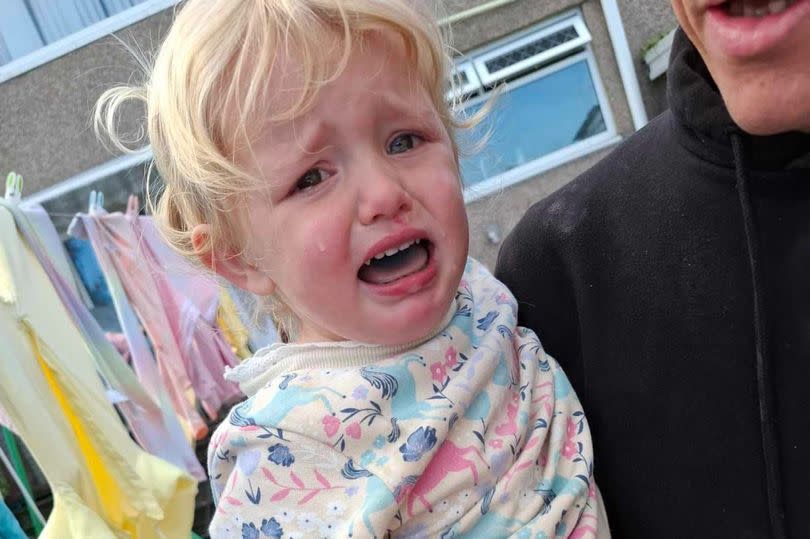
[208,259,607,538]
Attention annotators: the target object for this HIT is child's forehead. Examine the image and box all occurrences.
[268,30,417,101]
[226,30,437,144]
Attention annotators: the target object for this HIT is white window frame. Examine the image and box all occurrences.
[0,0,179,84]
[446,60,482,102]
[473,14,592,87]
[455,10,621,203]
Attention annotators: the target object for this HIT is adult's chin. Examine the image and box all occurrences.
[720,80,810,135]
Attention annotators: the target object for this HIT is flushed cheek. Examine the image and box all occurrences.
[290,226,352,284]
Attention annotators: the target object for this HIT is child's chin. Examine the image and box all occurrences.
[373,310,450,346]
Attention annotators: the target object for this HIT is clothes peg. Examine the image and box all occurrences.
[4,172,23,204]
[88,190,98,213]
[126,194,139,216]
[97,191,105,211]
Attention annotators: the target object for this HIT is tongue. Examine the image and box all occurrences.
[359,243,429,285]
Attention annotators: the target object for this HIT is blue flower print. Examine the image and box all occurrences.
[242,522,260,539]
[260,517,284,538]
[242,518,284,539]
[267,443,295,467]
[373,435,386,449]
[476,310,499,331]
[399,426,437,462]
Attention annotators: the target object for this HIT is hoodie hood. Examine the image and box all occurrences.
[667,28,810,172]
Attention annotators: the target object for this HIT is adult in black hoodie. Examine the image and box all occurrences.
[495,28,810,539]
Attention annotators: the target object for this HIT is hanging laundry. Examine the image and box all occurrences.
[1,428,46,535]
[5,200,205,479]
[67,209,209,441]
[0,497,27,539]
[0,403,14,432]
[105,332,131,364]
[225,282,279,351]
[64,236,113,308]
[127,201,242,410]
[69,201,241,435]
[23,204,94,309]
[0,203,197,538]
[216,288,252,359]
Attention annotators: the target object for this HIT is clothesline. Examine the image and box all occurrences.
[35,211,86,218]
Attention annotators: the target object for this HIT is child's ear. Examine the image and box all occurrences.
[191,224,276,296]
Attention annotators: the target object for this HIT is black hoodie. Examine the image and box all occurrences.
[495,29,810,539]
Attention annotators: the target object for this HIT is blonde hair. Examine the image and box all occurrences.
[96,0,473,336]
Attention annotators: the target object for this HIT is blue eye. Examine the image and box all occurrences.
[387,133,421,154]
[295,168,327,192]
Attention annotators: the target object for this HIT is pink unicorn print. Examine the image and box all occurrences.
[398,440,489,517]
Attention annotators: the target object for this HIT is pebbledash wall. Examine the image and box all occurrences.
[0,0,676,268]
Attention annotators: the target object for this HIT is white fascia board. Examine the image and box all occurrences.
[0,0,179,84]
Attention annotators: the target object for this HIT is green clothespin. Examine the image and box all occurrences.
[4,172,23,204]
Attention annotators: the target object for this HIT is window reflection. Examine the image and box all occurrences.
[459,59,606,187]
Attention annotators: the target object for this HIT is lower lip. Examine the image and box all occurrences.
[705,0,810,57]
[361,246,438,298]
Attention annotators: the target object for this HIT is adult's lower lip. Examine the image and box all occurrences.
[705,0,810,57]
[361,245,437,298]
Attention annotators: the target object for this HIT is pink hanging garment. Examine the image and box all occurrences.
[126,197,242,415]
[127,209,242,417]
[68,210,210,440]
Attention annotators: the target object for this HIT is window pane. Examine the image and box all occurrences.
[0,0,145,66]
[459,58,606,187]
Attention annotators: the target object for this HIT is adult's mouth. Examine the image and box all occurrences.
[705,0,810,57]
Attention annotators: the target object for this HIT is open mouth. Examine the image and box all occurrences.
[358,239,432,285]
[706,0,809,56]
[718,0,797,16]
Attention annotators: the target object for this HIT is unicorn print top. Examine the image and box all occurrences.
[207,259,608,539]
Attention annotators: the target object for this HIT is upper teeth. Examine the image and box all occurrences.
[727,0,792,16]
[364,239,421,265]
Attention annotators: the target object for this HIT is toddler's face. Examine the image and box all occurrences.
[239,33,468,345]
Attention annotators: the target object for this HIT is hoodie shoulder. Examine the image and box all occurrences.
[508,110,675,247]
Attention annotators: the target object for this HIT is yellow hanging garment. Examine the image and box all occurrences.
[0,205,196,538]
[217,288,252,359]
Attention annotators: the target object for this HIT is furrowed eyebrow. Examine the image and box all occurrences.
[293,121,335,156]
[374,93,438,127]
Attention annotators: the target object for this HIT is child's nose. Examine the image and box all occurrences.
[356,167,413,225]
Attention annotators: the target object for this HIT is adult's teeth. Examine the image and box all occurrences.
[731,0,793,16]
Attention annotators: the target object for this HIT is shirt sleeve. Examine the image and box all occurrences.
[208,420,400,538]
